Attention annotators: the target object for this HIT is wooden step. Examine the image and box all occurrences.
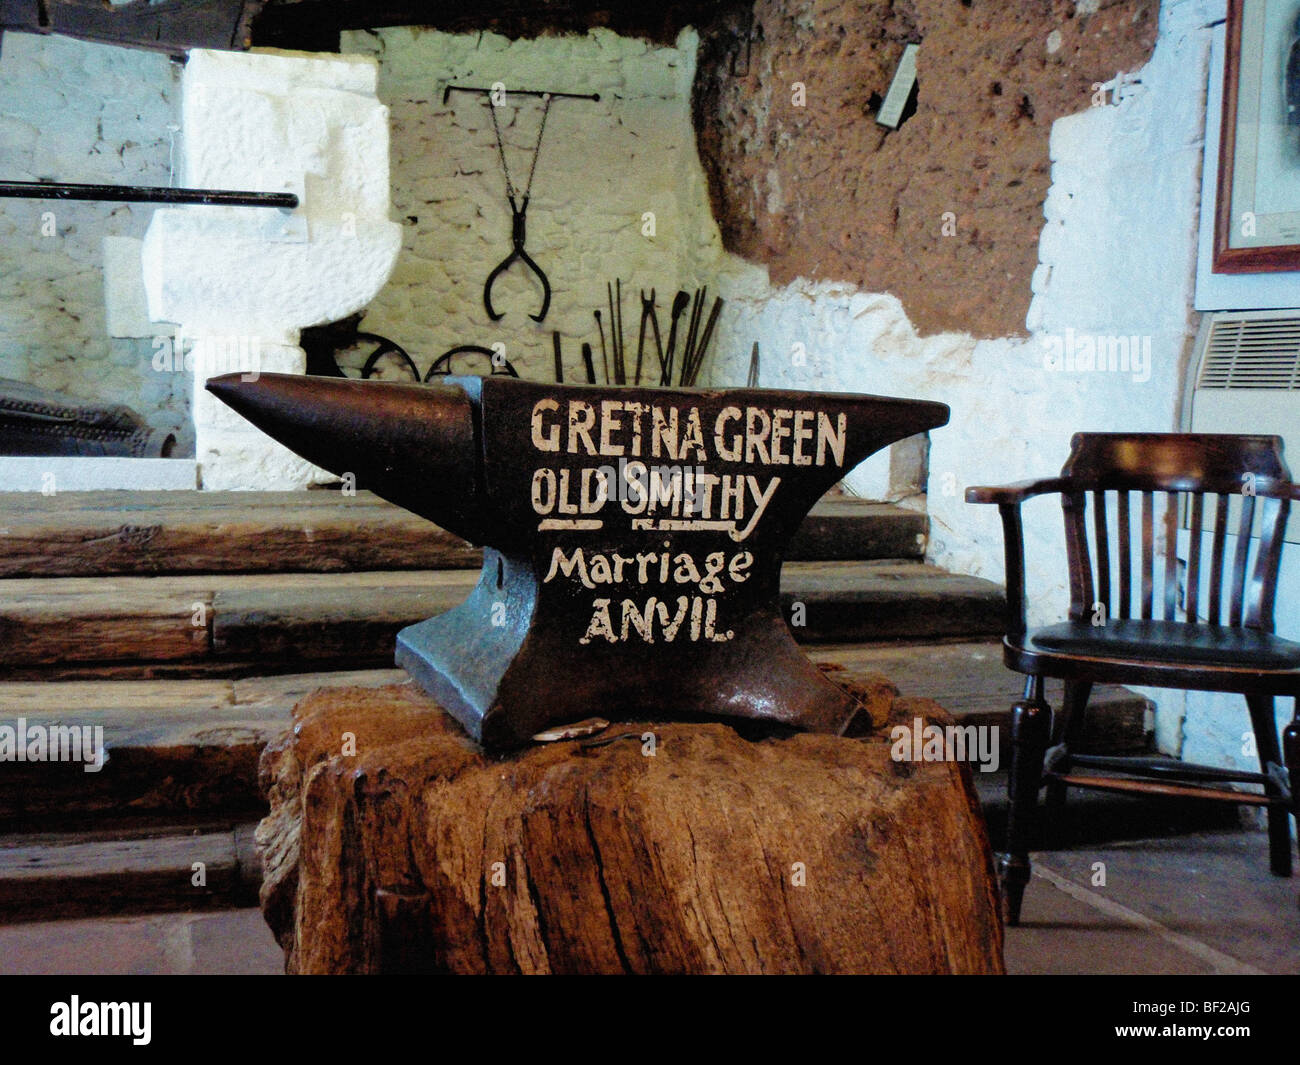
[787,497,927,561]
[0,490,926,577]
[784,561,1003,644]
[0,644,1143,837]
[0,822,262,921]
[0,561,1003,679]
[0,490,479,577]
[0,669,405,829]
[822,640,1154,756]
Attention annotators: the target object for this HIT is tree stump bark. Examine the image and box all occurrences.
[257,668,1004,974]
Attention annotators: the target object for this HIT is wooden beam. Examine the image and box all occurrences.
[0,562,1004,679]
[0,491,918,577]
[250,0,741,51]
[0,0,260,55]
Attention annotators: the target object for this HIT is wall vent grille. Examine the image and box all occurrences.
[1197,315,1300,390]
[1187,310,1300,545]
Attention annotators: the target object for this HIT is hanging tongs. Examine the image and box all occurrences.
[483,193,551,323]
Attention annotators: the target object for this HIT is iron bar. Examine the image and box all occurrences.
[442,84,601,104]
[0,181,298,209]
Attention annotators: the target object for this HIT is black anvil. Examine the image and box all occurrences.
[208,373,948,748]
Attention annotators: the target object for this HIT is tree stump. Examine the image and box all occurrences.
[257,669,1004,974]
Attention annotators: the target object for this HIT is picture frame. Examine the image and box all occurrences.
[1213,0,1300,273]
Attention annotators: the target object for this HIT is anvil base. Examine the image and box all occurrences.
[394,551,861,749]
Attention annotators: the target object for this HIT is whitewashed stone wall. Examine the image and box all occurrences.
[337,27,724,379]
[0,33,184,442]
[142,48,403,490]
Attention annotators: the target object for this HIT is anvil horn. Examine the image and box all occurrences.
[206,373,490,545]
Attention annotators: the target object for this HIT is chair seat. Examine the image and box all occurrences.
[1020,619,1300,671]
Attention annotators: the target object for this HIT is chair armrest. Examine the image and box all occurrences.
[965,477,1070,636]
[965,477,1071,505]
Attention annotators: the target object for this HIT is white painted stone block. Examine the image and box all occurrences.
[140,47,402,490]
[103,237,176,339]
[0,457,197,492]
[195,428,327,491]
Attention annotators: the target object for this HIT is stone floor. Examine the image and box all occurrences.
[0,823,1294,975]
[1009,831,1299,975]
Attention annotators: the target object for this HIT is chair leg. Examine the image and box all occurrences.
[1045,680,1093,817]
[1246,695,1292,878]
[999,676,1052,927]
[1284,701,1300,874]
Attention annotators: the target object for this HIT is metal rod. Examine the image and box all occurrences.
[0,180,298,209]
[608,283,622,385]
[687,297,723,386]
[594,310,609,384]
[680,287,704,387]
[615,278,625,386]
[442,85,601,105]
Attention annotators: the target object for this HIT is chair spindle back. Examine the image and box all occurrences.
[1058,434,1291,632]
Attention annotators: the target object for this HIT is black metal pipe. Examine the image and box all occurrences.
[0,181,299,209]
[442,84,600,105]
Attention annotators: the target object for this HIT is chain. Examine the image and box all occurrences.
[487,91,553,204]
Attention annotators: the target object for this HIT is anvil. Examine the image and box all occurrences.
[207,373,948,748]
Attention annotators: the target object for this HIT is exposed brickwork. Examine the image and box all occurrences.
[693,0,1160,338]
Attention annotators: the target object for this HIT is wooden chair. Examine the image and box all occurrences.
[967,433,1300,924]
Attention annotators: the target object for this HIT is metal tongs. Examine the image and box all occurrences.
[483,193,551,323]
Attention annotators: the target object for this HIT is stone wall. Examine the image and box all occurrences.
[693,0,1160,339]
[337,26,725,382]
[0,33,186,445]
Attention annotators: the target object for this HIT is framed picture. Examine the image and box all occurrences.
[1214,0,1300,272]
